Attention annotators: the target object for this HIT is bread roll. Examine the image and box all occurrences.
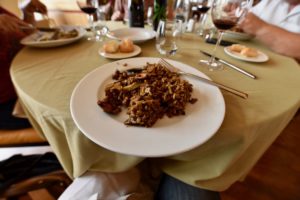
[229,44,246,53]
[119,39,134,53]
[240,47,259,57]
[103,41,119,54]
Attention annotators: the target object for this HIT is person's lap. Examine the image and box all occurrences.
[155,173,221,200]
[0,98,31,130]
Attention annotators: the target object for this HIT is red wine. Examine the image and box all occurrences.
[213,19,236,30]
[80,6,97,14]
[197,5,210,13]
[191,5,210,20]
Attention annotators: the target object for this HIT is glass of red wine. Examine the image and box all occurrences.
[199,0,253,71]
[77,0,99,41]
[195,0,211,36]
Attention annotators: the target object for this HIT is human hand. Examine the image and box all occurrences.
[0,14,31,34]
[223,2,239,12]
[239,12,269,36]
[21,0,47,15]
[111,11,124,21]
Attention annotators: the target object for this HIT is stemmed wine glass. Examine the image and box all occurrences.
[199,0,253,71]
[196,0,212,36]
[76,0,99,41]
[147,6,154,28]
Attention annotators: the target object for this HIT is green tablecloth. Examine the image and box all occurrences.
[11,22,300,191]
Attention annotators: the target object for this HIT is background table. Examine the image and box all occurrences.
[11,22,300,191]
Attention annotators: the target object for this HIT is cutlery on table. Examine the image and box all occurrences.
[159,58,249,99]
[200,50,257,79]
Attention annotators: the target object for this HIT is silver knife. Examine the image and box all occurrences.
[200,50,257,79]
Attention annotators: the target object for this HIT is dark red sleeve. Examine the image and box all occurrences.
[0,6,19,18]
[0,6,27,103]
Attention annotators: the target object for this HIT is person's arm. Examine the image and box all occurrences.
[19,0,47,24]
[240,13,300,62]
[111,0,125,21]
[0,14,30,34]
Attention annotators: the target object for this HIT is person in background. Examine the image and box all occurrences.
[94,0,115,20]
[239,0,300,62]
[111,0,153,21]
[0,0,47,130]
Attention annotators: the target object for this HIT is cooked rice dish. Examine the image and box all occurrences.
[97,63,197,127]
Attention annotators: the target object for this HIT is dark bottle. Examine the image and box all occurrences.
[129,0,144,27]
[153,0,167,30]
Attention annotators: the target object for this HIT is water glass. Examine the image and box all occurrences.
[94,6,108,42]
[156,19,183,56]
[94,22,108,42]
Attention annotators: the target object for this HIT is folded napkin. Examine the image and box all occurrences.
[12,99,27,119]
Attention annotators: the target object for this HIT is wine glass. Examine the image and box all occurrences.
[76,0,99,41]
[173,0,190,32]
[147,6,154,28]
[156,19,183,56]
[195,0,212,36]
[199,0,253,71]
[94,4,109,42]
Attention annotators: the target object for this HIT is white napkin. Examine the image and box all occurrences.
[58,167,155,200]
[12,99,27,119]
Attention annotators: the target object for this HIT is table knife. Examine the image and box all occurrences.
[200,50,257,79]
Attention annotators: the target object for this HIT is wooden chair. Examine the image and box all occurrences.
[0,170,72,200]
[0,128,48,147]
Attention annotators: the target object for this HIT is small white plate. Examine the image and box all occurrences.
[223,31,254,41]
[107,28,156,43]
[98,45,141,59]
[21,25,86,48]
[224,47,269,62]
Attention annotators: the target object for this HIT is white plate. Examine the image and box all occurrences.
[98,45,141,59]
[224,47,269,62]
[223,31,254,41]
[21,25,86,48]
[70,57,225,157]
[107,28,156,43]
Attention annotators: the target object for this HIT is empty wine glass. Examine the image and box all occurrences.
[147,6,154,28]
[199,0,253,71]
[76,0,99,41]
[173,0,190,32]
[156,19,183,56]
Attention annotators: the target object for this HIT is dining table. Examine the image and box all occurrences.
[10,21,300,191]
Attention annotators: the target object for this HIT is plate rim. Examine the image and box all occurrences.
[223,30,254,41]
[20,25,86,47]
[106,27,156,42]
[70,57,226,157]
[224,46,269,62]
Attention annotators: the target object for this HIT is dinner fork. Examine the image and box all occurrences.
[159,58,249,99]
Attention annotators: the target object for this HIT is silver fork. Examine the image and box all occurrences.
[159,58,249,99]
